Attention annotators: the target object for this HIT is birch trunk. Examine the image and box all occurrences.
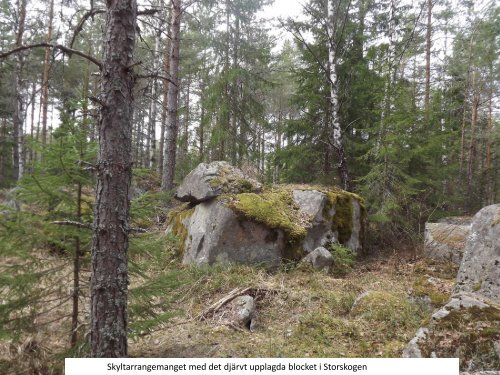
[327,0,351,191]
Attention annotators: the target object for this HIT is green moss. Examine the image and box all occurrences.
[412,276,450,306]
[208,167,257,194]
[330,243,356,276]
[166,206,195,253]
[228,189,307,243]
[420,305,500,370]
[325,192,353,244]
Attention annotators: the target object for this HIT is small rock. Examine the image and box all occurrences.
[302,246,333,272]
[231,295,256,330]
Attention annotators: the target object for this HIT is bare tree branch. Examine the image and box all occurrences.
[51,220,92,229]
[0,43,102,69]
[69,9,105,49]
[136,73,177,86]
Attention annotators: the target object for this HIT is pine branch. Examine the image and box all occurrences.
[51,220,91,229]
[69,9,106,49]
[70,8,160,50]
[136,73,176,86]
[51,220,147,233]
[0,43,102,69]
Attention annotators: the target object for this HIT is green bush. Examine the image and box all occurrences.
[330,243,356,276]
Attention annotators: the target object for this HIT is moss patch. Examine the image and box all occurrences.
[420,305,500,370]
[412,276,450,307]
[166,205,195,253]
[325,192,353,244]
[227,189,307,242]
[208,165,259,194]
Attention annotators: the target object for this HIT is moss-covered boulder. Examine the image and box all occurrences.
[403,293,500,371]
[173,199,286,266]
[167,165,365,267]
[175,161,262,203]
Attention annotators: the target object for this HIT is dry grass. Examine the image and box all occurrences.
[1,244,459,372]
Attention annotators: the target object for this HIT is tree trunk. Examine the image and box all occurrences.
[327,0,351,191]
[466,90,479,212]
[29,80,36,168]
[485,70,493,205]
[90,0,137,358]
[41,0,54,145]
[149,30,160,169]
[158,34,171,178]
[71,179,82,348]
[424,0,432,118]
[161,0,181,191]
[12,0,27,181]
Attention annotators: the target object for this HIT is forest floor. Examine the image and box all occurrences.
[128,251,457,359]
[0,227,459,373]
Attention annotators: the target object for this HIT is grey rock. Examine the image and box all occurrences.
[292,189,363,254]
[454,204,500,301]
[170,163,365,267]
[292,190,327,222]
[346,199,363,252]
[302,246,333,271]
[460,372,500,375]
[177,199,285,267]
[232,295,256,329]
[404,292,499,370]
[424,222,471,264]
[402,328,429,358]
[175,161,261,203]
[438,217,473,225]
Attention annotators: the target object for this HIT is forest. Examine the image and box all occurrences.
[0,0,499,371]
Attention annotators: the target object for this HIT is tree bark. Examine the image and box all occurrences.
[424,0,432,118]
[41,0,54,145]
[158,34,171,178]
[466,89,479,212]
[148,30,161,169]
[90,0,137,358]
[327,0,352,191]
[161,0,181,191]
[12,0,27,181]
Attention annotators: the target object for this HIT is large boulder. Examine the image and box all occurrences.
[167,163,365,267]
[454,204,500,300]
[404,205,500,372]
[175,161,262,203]
[169,199,285,267]
[424,221,471,264]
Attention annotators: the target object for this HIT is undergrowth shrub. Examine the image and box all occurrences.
[330,243,356,276]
